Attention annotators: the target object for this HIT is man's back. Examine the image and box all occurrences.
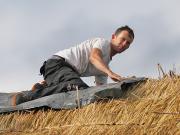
[54,38,111,77]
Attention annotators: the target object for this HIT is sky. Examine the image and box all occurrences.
[0,0,180,92]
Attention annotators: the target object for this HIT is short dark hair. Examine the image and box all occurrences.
[114,25,134,39]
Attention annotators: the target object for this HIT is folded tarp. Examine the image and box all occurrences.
[0,77,146,113]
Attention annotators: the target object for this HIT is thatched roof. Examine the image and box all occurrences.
[0,77,180,135]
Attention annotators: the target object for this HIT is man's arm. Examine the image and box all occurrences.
[89,48,123,82]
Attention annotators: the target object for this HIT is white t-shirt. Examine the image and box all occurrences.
[54,38,111,84]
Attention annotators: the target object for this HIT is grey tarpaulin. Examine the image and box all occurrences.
[0,77,146,113]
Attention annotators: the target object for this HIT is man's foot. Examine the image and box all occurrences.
[11,93,26,106]
[11,93,18,106]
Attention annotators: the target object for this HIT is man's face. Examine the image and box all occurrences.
[111,30,134,53]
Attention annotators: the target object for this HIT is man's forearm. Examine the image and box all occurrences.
[89,52,112,76]
[89,48,122,82]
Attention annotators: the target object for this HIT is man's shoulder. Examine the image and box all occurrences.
[82,37,107,42]
[77,38,108,48]
[95,38,110,47]
[91,37,108,42]
[90,37,109,45]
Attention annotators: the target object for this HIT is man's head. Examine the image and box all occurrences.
[111,25,134,54]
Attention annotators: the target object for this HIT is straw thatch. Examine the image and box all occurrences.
[0,77,180,135]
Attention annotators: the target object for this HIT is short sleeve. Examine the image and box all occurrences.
[95,75,108,85]
[93,39,105,50]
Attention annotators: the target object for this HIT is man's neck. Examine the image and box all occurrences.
[110,43,117,59]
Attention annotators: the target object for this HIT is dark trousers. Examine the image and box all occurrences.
[41,58,89,94]
[15,58,89,105]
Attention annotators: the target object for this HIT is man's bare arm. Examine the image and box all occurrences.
[89,48,123,82]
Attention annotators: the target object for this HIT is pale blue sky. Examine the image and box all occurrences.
[0,0,180,92]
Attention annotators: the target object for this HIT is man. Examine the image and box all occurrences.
[13,25,134,105]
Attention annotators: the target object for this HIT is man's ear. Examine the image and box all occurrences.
[111,34,116,39]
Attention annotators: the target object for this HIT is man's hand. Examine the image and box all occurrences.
[108,71,125,82]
